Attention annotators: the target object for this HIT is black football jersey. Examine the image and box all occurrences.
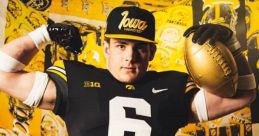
[46,60,198,136]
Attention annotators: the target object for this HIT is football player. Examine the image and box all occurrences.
[0,6,256,136]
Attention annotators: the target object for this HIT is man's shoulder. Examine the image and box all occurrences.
[63,60,92,67]
[63,60,107,77]
[143,70,189,87]
[46,60,97,75]
[63,60,104,71]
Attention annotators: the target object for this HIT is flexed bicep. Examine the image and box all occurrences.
[0,71,57,110]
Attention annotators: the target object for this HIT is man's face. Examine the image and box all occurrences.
[104,38,156,83]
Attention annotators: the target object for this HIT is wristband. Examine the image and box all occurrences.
[238,74,256,90]
[194,89,208,122]
[28,25,51,49]
[23,71,49,107]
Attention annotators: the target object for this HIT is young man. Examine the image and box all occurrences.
[0,6,256,136]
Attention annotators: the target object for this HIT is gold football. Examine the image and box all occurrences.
[184,34,238,97]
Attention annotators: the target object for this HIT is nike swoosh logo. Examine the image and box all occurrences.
[152,88,168,94]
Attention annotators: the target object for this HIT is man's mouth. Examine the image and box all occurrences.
[121,66,136,72]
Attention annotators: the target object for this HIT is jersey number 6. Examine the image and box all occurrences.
[108,96,151,136]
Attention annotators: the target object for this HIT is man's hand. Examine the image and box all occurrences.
[47,23,83,54]
[183,24,233,45]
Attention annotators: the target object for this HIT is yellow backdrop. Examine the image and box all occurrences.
[0,0,258,135]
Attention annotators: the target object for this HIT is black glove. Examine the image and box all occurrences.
[183,24,233,45]
[47,23,83,54]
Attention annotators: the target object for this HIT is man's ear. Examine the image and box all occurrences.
[104,41,109,58]
[149,44,156,61]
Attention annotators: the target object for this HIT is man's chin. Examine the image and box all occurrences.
[119,76,138,84]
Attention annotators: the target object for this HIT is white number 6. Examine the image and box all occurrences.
[108,96,151,136]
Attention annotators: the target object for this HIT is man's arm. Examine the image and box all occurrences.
[184,24,256,122]
[202,48,256,120]
[0,34,57,110]
[190,48,256,121]
[0,23,83,110]
[0,71,57,110]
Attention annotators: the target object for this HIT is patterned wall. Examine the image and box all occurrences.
[0,0,258,135]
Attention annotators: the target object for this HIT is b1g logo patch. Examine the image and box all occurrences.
[84,81,101,88]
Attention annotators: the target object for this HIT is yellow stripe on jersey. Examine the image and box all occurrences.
[185,84,198,93]
[46,60,67,81]
[185,77,199,93]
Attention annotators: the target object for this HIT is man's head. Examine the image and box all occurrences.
[104,6,156,83]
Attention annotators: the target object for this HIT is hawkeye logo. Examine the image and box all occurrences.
[118,11,148,33]
[126,85,135,90]
[84,81,101,88]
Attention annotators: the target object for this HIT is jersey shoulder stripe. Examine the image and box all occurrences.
[46,60,67,81]
[185,77,199,93]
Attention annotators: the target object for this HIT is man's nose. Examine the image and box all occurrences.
[125,47,137,62]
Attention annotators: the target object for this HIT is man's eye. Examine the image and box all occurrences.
[136,45,147,52]
[117,45,125,49]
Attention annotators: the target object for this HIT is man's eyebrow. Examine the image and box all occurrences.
[114,40,129,44]
[135,42,150,46]
[114,39,149,45]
